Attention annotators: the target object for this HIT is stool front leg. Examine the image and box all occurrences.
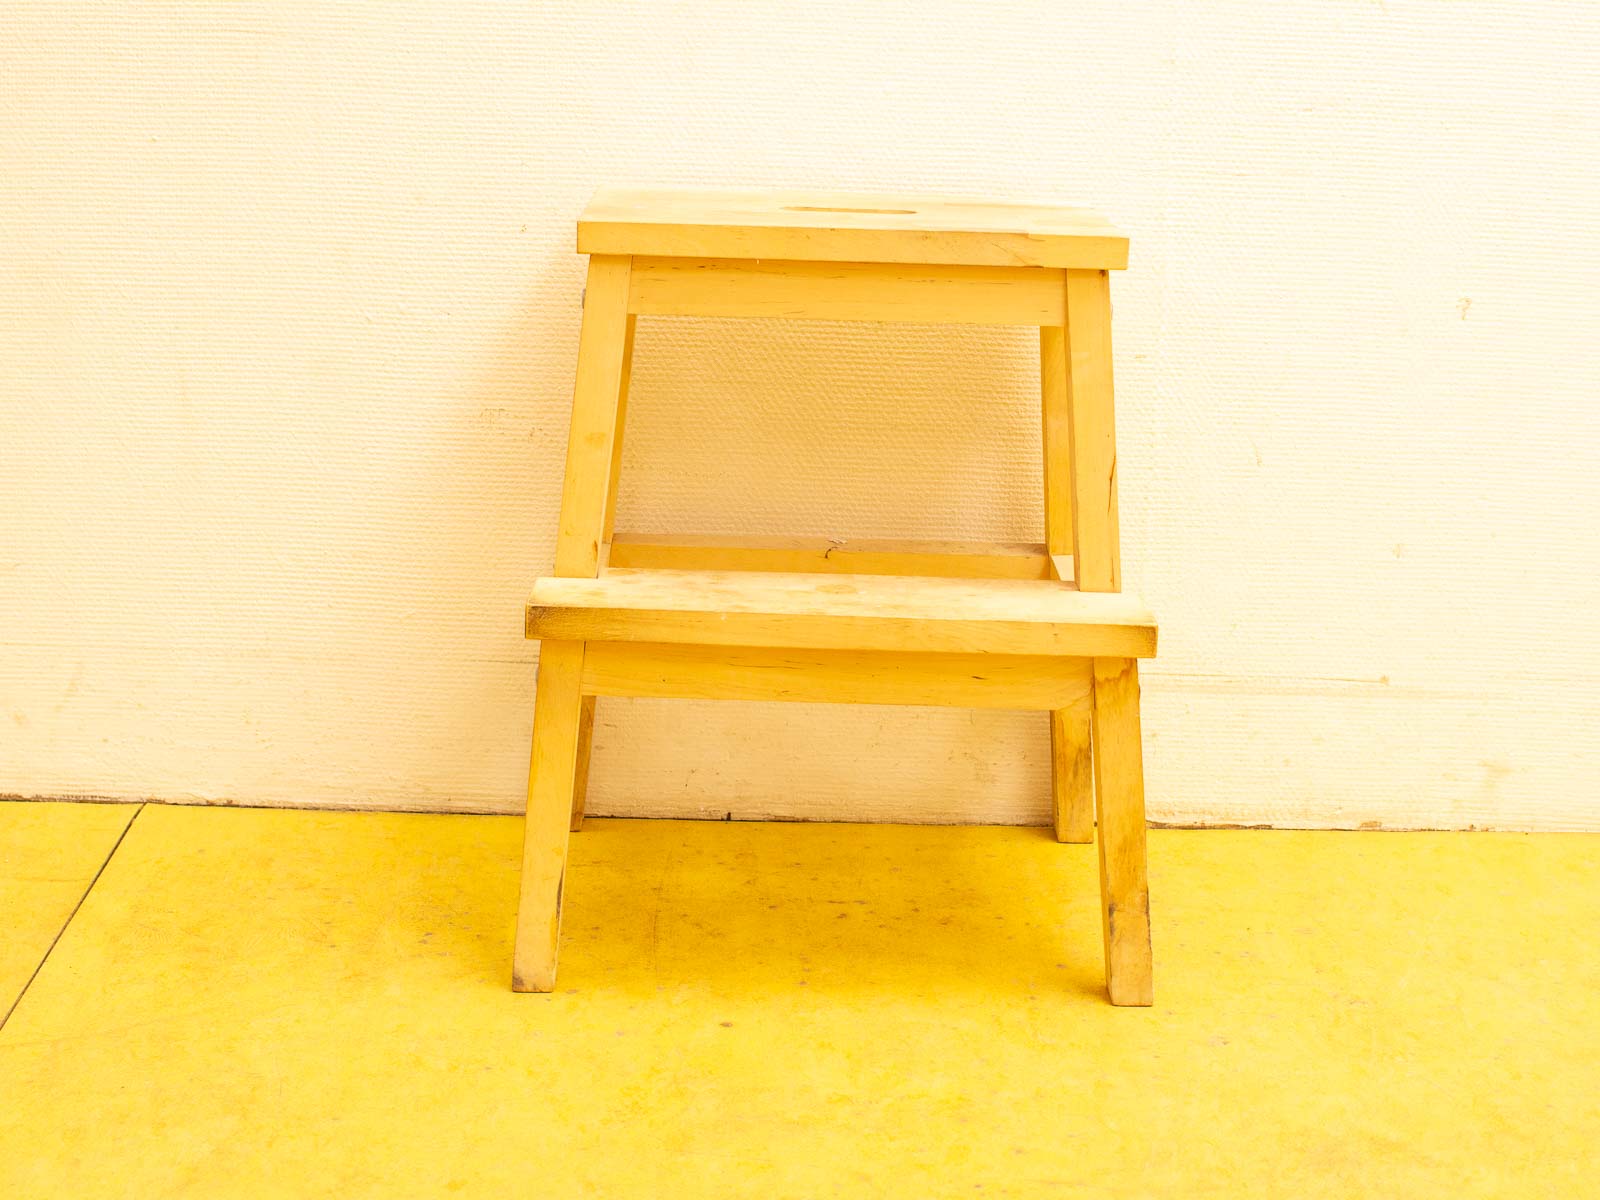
[569,312,637,833]
[515,255,630,991]
[1090,656,1153,1006]
[513,640,587,992]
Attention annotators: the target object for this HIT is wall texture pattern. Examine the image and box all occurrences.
[4,2,1598,829]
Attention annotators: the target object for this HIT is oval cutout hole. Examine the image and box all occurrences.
[782,205,917,215]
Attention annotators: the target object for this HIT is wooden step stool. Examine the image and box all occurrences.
[515,187,1158,1005]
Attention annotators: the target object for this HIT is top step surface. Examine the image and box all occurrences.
[578,187,1128,270]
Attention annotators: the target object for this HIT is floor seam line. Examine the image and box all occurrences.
[0,802,145,1033]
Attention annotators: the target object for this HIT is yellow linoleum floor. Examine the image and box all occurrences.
[0,801,134,1018]
[0,802,1595,1198]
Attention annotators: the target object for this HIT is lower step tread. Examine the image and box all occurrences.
[526,569,1156,658]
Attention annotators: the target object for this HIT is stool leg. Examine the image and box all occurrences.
[1041,326,1094,842]
[513,641,586,991]
[1062,270,1121,592]
[569,313,635,833]
[516,255,633,990]
[1049,699,1095,843]
[552,257,634,578]
[569,696,598,832]
[1091,657,1153,1006]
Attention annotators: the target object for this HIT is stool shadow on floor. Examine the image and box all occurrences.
[428,818,1110,1003]
[229,813,1109,1005]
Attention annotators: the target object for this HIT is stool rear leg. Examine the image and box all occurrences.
[1049,698,1095,842]
[569,696,597,832]
[1041,325,1094,842]
[1091,656,1153,1006]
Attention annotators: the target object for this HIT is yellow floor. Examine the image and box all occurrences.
[0,801,134,1017]
[0,803,1595,1197]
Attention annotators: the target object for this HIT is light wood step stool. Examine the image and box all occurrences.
[515,187,1158,1005]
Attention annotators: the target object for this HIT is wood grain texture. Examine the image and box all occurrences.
[581,186,1128,269]
[519,255,638,988]
[1091,657,1153,1006]
[1040,326,1074,561]
[1050,701,1095,844]
[582,642,1094,710]
[628,257,1068,324]
[513,641,586,992]
[599,314,637,548]
[609,534,1054,579]
[571,311,637,832]
[1064,270,1120,594]
[528,569,1157,658]
[553,255,633,578]
[1042,323,1095,842]
[569,695,596,833]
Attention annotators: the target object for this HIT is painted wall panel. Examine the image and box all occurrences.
[3,2,1597,828]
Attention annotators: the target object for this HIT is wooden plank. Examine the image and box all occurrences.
[513,641,586,992]
[1065,269,1121,592]
[1041,326,1074,563]
[1091,657,1153,1006]
[599,314,637,547]
[580,186,1128,269]
[527,569,1158,659]
[609,533,1054,580]
[571,312,636,834]
[628,257,1067,325]
[517,254,634,988]
[582,642,1094,710]
[1043,325,1095,841]
[569,696,597,833]
[1050,697,1095,844]
[553,255,633,577]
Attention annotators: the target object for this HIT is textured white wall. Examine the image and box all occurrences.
[3,2,1598,829]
